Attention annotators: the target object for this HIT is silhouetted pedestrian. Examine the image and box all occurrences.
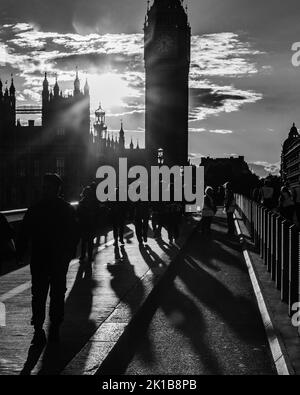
[252,180,263,203]
[217,185,225,206]
[201,186,217,236]
[165,202,182,243]
[260,179,275,209]
[151,201,164,238]
[109,193,127,246]
[134,201,150,243]
[17,174,79,346]
[278,186,295,222]
[224,182,236,235]
[78,186,100,263]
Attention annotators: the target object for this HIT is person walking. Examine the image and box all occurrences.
[224,182,236,235]
[252,180,263,203]
[165,202,183,243]
[16,174,79,345]
[201,186,217,236]
[151,201,164,239]
[260,179,275,210]
[77,186,100,263]
[217,185,225,206]
[109,191,127,246]
[134,201,150,244]
[278,186,295,222]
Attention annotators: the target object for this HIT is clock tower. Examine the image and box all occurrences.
[144,0,191,166]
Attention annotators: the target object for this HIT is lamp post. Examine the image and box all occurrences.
[158,148,164,166]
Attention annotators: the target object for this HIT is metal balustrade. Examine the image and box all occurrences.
[1,201,79,229]
[1,201,79,216]
[235,194,300,322]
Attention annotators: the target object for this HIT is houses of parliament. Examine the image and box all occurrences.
[0,0,191,210]
[0,73,145,210]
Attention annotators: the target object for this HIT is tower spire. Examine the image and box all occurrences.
[74,66,80,95]
[43,72,49,88]
[42,72,49,104]
[9,74,15,96]
[84,78,89,95]
[119,119,125,150]
[53,74,59,97]
[4,80,9,97]
[289,122,299,139]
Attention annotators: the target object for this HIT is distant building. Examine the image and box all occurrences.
[1,1,192,209]
[281,123,300,187]
[200,156,258,194]
[92,104,145,171]
[0,74,144,210]
[0,73,92,209]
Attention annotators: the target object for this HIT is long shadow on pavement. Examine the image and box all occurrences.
[37,263,96,375]
[19,229,135,375]
[107,245,146,318]
[179,232,268,345]
[156,280,223,374]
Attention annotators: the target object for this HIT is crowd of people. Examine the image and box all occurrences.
[76,181,185,263]
[201,182,237,236]
[0,174,186,345]
[252,179,300,223]
[4,172,299,347]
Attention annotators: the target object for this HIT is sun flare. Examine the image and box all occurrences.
[88,72,135,112]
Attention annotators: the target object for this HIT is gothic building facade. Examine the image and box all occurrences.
[92,105,144,171]
[0,73,93,209]
[0,1,191,209]
[0,74,143,210]
[281,123,300,187]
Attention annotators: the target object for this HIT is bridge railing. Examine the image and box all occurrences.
[235,194,300,319]
[1,201,79,228]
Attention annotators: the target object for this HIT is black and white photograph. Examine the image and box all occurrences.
[0,0,300,381]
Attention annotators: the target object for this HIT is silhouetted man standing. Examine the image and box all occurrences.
[109,190,127,246]
[17,174,79,345]
[151,200,164,239]
[134,201,150,244]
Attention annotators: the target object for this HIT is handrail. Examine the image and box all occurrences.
[1,208,27,216]
[235,194,300,321]
[1,201,79,220]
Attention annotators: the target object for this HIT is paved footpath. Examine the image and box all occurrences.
[121,212,276,375]
[0,218,196,375]
[0,211,278,375]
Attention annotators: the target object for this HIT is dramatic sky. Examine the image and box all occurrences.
[1,0,300,175]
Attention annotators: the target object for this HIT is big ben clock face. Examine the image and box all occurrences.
[154,33,178,58]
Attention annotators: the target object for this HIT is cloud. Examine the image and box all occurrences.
[189,128,233,135]
[189,128,206,133]
[189,83,262,121]
[249,161,280,177]
[0,23,264,133]
[189,152,205,159]
[210,129,233,134]
[191,33,263,77]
